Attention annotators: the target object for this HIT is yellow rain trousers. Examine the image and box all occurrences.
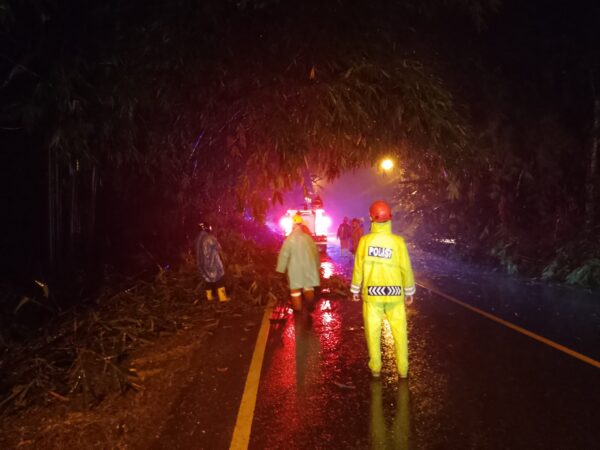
[351,221,415,376]
[363,300,408,376]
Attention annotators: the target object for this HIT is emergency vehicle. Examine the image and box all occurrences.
[279,196,331,252]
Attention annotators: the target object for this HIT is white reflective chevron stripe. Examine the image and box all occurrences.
[367,286,402,296]
[350,284,361,294]
[405,286,416,296]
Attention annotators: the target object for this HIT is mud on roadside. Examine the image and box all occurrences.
[0,301,261,450]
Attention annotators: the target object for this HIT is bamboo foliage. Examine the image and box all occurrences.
[0,0,494,270]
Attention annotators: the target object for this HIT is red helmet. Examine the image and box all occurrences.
[369,200,392,222]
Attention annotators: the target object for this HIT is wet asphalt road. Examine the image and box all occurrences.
[150,308,264,450]
[152,246,600,449]
[249,251,600,449]
[409,246,600,361]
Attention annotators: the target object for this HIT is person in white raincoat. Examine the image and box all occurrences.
[276,214,321,312]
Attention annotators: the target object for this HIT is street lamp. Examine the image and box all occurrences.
[380,158,394,171]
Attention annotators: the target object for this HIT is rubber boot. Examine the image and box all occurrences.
[206,289,215,301]
[217,287,231,302]
[304,289,315,313]
[291,294,303,312]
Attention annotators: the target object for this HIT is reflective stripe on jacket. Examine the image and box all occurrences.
[350,221,415,302]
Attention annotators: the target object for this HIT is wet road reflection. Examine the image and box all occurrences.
[249,244,600,449]
[294,312,320,393]
[370,380,411,450]
[410,246,600,360]
[251,255,372,449]
[320,261,334,279]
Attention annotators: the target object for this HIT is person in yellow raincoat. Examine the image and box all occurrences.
[350,200,415,378]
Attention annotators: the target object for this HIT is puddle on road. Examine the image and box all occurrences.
[321,261,334,279]
[370,379,411,449]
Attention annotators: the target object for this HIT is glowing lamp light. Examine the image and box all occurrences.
[279,216,293,235]
[314,208,331,235]
[380,158,394,171]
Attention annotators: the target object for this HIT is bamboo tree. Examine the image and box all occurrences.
[584,71,599,235]
[1,0,491,275]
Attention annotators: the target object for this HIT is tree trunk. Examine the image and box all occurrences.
[584,73,599,235]
[48,146,55,270]
[90,165,98,240]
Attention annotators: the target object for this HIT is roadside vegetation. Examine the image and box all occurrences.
[0,222,286,414]
[392,2,599,286]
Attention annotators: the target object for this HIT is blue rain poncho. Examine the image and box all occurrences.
[196,231,225,283]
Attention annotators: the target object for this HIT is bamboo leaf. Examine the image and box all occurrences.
[13,296,31,315]
[34,280,49,298]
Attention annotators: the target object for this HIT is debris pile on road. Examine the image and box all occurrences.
[320,274,350,298]
[0,227,288,414]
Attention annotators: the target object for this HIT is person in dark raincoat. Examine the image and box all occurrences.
[337,217,352,257]
[276,214,321,313]
[196,222,230,302]
[350,217,364,254]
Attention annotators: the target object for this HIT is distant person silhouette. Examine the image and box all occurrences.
[350,217,364,254]
[336,217,352,258]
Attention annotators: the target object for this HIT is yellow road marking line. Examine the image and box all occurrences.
[229,299,275,450]
[417,281,600,369]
